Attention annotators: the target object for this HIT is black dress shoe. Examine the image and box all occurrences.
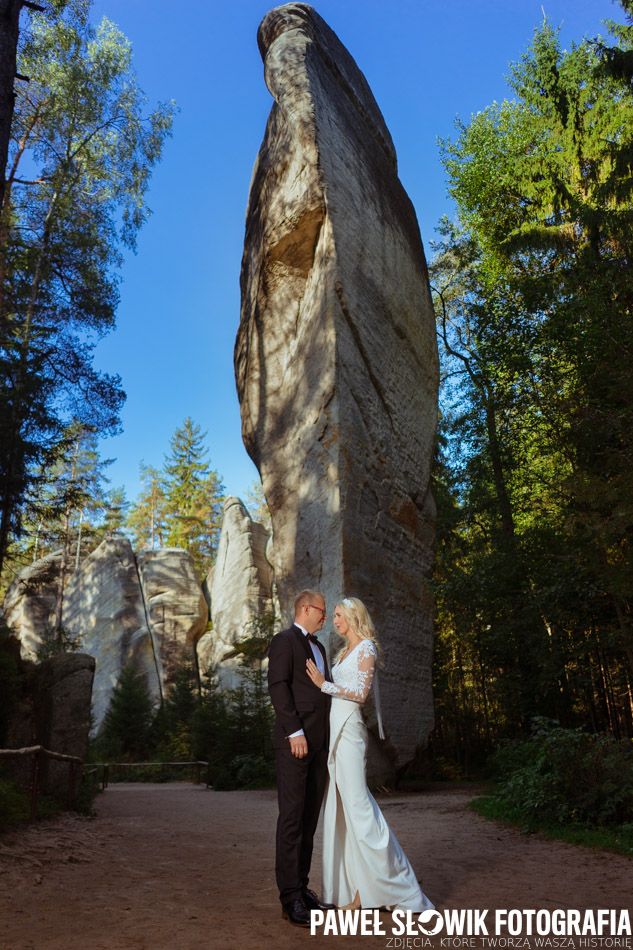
[302,888,336,911]
[281,898,310,927]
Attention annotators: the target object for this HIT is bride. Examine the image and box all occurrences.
[306,597,434,912]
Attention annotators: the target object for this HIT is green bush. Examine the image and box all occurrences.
[490,717,633,829]
[230,754,276,789]
[74,771,101,814]
[0,768,66,829]
[100,665,154,760]
[0,773,29,828]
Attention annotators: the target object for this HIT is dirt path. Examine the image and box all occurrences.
[0,783,631,950]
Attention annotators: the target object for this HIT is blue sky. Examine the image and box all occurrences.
[87,0,619,504]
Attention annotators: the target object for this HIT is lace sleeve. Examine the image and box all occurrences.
[321,640,376,703]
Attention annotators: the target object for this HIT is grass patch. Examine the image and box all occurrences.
[0,769,101,832]
[0,774,65,830]
[471,792,633,858]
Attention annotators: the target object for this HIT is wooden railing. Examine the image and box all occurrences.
[0,749,212,820]
[0,745,83,820]
[95,760,211,789]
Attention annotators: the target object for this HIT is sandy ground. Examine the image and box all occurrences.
[0,782,631,950]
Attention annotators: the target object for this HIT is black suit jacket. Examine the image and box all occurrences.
[267,624,331,751]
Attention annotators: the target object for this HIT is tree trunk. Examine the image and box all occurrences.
[75,508,83,570]
[483,395,516,542]
[611,595,633,680]
[0,188,58,577]
[53,433,78,641]
[0,0,22,215]
[53,504,70,640]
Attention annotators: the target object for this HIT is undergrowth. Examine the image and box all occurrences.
[471,718,633,858]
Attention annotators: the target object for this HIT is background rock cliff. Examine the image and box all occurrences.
[4,538,208,733]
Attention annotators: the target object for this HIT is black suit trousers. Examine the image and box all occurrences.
[275,741,328,904]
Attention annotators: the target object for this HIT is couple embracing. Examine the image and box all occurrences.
[268,589,434,928]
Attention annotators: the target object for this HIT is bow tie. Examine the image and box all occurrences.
[306,633,319,642]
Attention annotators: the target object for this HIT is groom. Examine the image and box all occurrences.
[267,588,335,927]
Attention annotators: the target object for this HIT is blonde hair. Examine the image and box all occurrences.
[333,597,381,663]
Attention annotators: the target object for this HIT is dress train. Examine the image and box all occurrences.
[321,679,433,911]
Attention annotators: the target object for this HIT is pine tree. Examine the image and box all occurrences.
[244,480,271,531]
[162,418,225,576]
[153,664,199,761]
[101,487,129,541]
[431,7,633,754]
[127,463,168,550]
[0,1,175,580]
[101,665,154,760]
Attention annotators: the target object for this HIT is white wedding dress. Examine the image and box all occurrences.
[320,640,434,911]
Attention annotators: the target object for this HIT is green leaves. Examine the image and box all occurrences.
[491,718,633,829]
[432,4,633,764]
[127,418,225,578]
[0,0,176,580]
[101,664,155,760]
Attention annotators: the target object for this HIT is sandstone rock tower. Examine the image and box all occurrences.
[235,3,439,775]
[198,496,275,689]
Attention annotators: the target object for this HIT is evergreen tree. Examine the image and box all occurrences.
[101,665,154,760]
[153,663,199,761]
[191,672,232,782]
[0,0,176,580]
[100,487,129,541]
[431,7,633,757]
[162,418,225,575]
[127,462,168,550]
[596,1,633,93]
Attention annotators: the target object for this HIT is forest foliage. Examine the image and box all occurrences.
[471,717,633,855]
[91,619,276,791]
[430,3,633,771]
[0,0,175,584]
[1,0,633,810]
[126,417,225,578]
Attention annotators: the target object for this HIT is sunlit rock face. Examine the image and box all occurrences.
[4,541,208,734]
[198,497,274,689]
[235,3,439,778]
[61,537,163,733]
[136,547,208,680]
[3,551,61,660]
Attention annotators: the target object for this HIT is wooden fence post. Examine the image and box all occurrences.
[29,751,39,821]
[67,760,75,808]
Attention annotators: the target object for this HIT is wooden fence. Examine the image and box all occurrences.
[0,745,83,820]
[0,749,212,820]
[95,760,211,789]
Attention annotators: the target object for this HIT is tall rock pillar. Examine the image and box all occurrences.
[235,3,439,776]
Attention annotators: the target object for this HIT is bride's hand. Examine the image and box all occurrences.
[306,658,325,688]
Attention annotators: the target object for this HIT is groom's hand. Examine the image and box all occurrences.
[289,735,308,758]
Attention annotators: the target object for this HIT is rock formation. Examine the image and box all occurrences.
[2,641,94,799]
[4,538,208,734]
[136,548,209,678]
[33,653,95,798]
[235,4,439,778]
[198,497,274,689]
[61,537,164,732]
[3,551,61,660]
